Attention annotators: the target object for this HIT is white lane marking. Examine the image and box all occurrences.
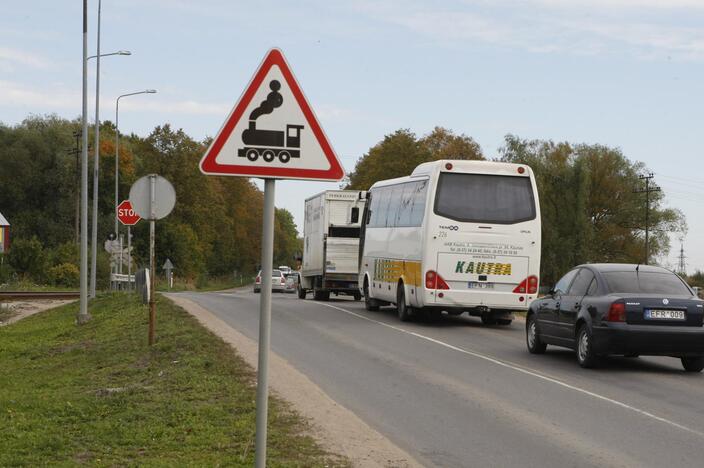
[320,302,704,439]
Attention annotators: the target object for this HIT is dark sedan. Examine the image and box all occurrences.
[526,264,704,371]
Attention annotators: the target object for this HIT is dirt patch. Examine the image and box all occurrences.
[167,294,421,468]
[0,299,74,326]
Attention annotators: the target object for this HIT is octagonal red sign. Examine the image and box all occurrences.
[116,200,141,226]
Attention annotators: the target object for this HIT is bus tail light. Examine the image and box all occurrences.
[513,276,538,294]
[607,301,626,322]
[425,270,450,290]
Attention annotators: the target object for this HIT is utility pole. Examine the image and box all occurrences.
[633,172,661,265]
[68,130,81,244]
[677,238,686,276]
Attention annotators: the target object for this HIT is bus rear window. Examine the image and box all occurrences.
[434,173,536,224]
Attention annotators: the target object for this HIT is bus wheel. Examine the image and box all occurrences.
[397,283,412,322]
[246,149,259,161]
[497,318,513,326]
[278,150,291,163]
[364,280,379,311]
[262,149,275,162]
[353,291,362,301]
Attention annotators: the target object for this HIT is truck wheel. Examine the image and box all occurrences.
[481,314,497,325]
[681,356,704,372]
[397,283,412,322]
[314,290,330,301]
[353,292,362,301]
[364,280,379,311]
[297,286,306,299]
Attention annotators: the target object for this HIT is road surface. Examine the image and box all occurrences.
[173,290,704,468]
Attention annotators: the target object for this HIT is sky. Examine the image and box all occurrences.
[2,0,704,272]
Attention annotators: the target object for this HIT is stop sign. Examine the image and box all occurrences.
[116,199,141,226]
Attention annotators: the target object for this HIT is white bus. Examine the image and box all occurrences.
[358,160,541,324]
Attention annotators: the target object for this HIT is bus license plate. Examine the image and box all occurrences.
[644,309,685,320]
[469,282,494,289]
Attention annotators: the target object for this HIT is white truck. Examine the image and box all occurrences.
[299,190,366,301]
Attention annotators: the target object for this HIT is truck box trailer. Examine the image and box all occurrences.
[299,190,366,301]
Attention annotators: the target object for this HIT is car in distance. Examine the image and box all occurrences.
[526,264,704,371]
[253,269,287,293]
[285,272,300,293]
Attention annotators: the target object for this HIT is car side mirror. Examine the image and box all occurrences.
[548,288,556,297]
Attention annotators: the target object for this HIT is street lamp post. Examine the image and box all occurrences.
[114,90,157,237]
[88,0,131,298]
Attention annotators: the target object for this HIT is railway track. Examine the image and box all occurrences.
[0,291,80,301]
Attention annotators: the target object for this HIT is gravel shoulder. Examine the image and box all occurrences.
[167,293,422,468]
[0,299,75,326]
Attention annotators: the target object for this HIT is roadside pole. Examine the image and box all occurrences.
[148,175,156,345]
[127,226,132,291]
[77,0,91,324]
[255,179,275,468]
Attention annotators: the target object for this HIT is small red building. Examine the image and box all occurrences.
[0,212,9,254]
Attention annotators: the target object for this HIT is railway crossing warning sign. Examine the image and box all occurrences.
[199,48,344,181]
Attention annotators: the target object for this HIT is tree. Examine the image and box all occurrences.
[501,135,686,286]
[7,237,45,280]
[346,127,484,190]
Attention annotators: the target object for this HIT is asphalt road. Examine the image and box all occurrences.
[175,290,704,468]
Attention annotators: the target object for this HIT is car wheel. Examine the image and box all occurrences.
[397,283,412,322]
[526,314,547,354]
[481,314,497,325]
[364,280,379,311]
[297,286,306,299]
[681,356,704,372]
[576,324,597,368]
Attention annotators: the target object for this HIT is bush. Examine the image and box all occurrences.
[48,263,79,288]
[7,237,46,281]
[0,257,15,284]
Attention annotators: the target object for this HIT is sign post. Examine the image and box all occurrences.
[129,175,175,345]
[199,48,344,467]
[117,199,141,291]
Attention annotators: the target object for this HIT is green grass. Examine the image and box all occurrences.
[0,293,348,467]
[0,279,77,292]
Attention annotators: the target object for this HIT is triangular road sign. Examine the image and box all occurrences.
[200,48,344,181]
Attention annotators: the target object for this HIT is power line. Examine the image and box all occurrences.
[633,172,661,265]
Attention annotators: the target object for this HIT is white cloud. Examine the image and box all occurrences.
[356,0,704,60]
[0,47,50,69]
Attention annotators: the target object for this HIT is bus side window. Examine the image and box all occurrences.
[351,207,359,224]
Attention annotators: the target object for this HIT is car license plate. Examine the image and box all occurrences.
[469,282,494,289]
[644,309,686,320]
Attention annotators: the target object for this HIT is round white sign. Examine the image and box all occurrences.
[129,175,176,220]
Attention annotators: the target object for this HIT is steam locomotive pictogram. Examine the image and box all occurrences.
[237,79,304,164]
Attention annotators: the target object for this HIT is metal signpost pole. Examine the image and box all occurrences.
[127,226,132,291]
[77,0,91,324]
[148,175,156,346]
[255,178,276,468]
[90,0,101,299]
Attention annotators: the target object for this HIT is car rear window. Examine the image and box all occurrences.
[434,173,536,224]
[272,270,281,277]
[602,271,692,295]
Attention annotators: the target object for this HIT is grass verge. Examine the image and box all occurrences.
[0,293,348,467]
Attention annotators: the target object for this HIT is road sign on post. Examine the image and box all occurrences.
[116,199,141,226]
[162,258,174,289]
[198,48,344,468]
[129,175,176,346]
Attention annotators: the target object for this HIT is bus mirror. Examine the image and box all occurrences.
[358,191,368,200]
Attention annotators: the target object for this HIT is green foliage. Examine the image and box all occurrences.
[346,127,484,190]
[0,294,347,466]
[0,256,14,283]
[0,117,300,286]
[7,236,45,280]
[47,262,80,287]
[501,135,686,286]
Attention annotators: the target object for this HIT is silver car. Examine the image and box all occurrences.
[254,269,287,293]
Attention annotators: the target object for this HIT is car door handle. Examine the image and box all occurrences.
[574,302,580,310]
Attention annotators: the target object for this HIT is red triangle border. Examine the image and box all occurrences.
[199,48,344,181]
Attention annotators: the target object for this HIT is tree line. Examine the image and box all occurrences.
[0,115,300,287]
[346,127,686,287]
